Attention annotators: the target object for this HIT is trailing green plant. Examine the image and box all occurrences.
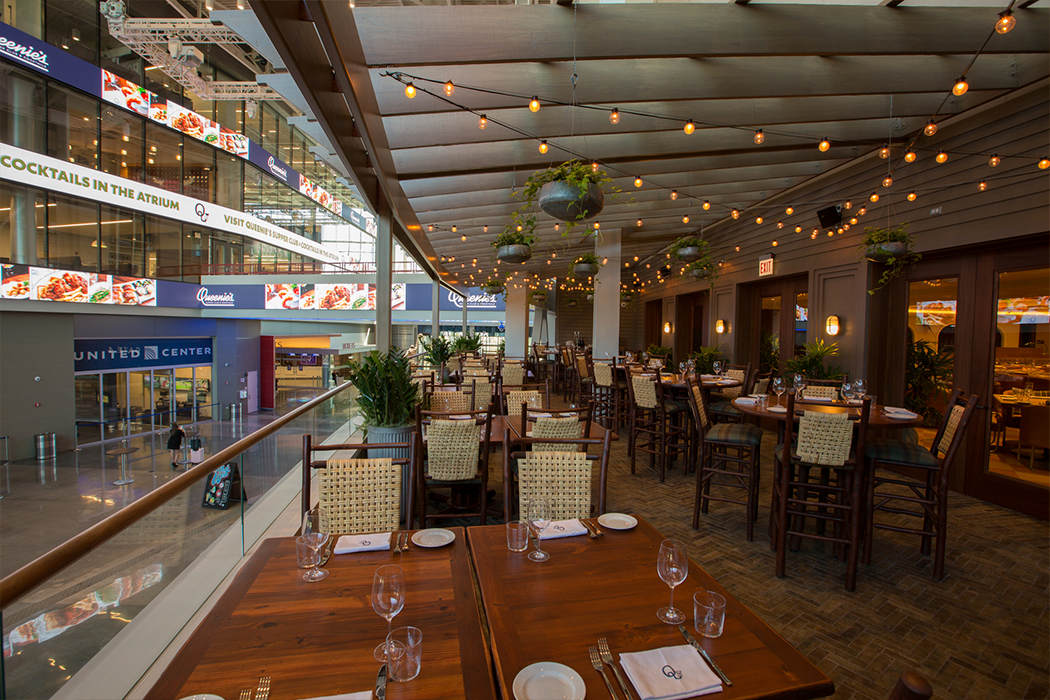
[669,236,708,260]
[529,289,549,305]
[344,348,417,429]
[783,339,845,380]
[686,259,720,287]
[451,331,483,355]
[759,331,780,374]
[689,344,724,374]
[573,253,601,267]
[492,219,537,250]
[905,339,954,425]
[620,289,634,302]
[859,222,922,295]
[419,334,453,366]
[482,276,506,293]
[513,160,616,237]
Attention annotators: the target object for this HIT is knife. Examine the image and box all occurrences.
[678,624,733,687]
[374,663,388,700]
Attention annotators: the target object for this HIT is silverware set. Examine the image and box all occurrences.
[237,676,271,700]
[581,518,604,538]
[587,638,634,700]
[390,531,410,553]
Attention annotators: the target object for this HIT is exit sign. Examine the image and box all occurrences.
[759,255,774,277]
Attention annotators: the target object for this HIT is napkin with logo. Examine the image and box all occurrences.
[334,532,391,554]
[802,396,833,403]
[538,519,589,540]
[733,397,756,405]
[619,644,723,700]
[883,406,919,418]
[299,692,371,700]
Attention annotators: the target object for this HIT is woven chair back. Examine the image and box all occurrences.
[533,417,585,451]
[319,457,401,534]
[411,377,428,402]
[503,364,525,386]
[796,411,853,467]
[431,390,471,414]
[805,385,839,400]
[690,382,711,430]
[471,380,493,411]
[426,419,482,481]
[518,450,591,519]
[937,404,966,455]
[723,368,746,398]
[446,356,461,374]
[648,358,664,369]
[632,375,659,409]
[463,367,489,377]
[576,356,591,379]
[753,376,771,395]
[507,390,543,415]
[593,362,614,387]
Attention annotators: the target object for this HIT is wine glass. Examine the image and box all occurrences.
[526,498,552,562]
[679,362,687,379]
[656,539,689,624]
[792,372,806,400]
[372,565,407,661]
[772,377,786,407]
[712,360,723,378]
[840,379,853,402]
[853,378,867,399]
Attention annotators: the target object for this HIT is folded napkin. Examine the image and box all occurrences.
[733,397,756,405]
[802,396,833,403]
[334,532,391,554]
[883,406,919,418]
[700,374,716,379]
[619,644,723,700]
[538,519,589,540]
[300,693,371,700]
[768,406,788,414]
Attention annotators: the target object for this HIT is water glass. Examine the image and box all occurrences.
[756,394,769,410]
[840,380,853,402]
[694,591,727,638]
[295,536,318,569]
[506,520,529,552]
[386,626,423,682]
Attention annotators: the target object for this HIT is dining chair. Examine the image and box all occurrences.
[626,372,688,482]
[1017,403,1049,467]
[501,362,525,388]
[800,377,846,400]
[591,360,627,430]
[774,394,871,591]
[709,362,753,423]
[429,389,472,414]
[503,380,551,416]
[502,431,612,522]
[685,377,764,541]
[560,346,578,401]
[414,405,493,528]
[863,390,979,580]
[301,433,420,534]
[520,404,593,452]
[465,376,495,412]
[575,352,595,408]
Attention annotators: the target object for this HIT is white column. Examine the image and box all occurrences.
[431,282,441,335]
[462,292,469,333]
[505,280,529,359]
[592,228,622,358]
[375,194,392,351]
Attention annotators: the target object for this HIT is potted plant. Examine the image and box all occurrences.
[686,258,720,286]
[345,348,417,443]
[670,235,708,263]
[689,345,723,374]
[515,160,614,234]
[782,339,845,380]
[905,339,954,425]
[620,289,634,308]
[646,344,674,369]
[529,289,548,305]
[419,334,453,368]
[860,223,922,294]
[566,298,579,309]
[482,277,506,296]
[573,253,601,276]
[452,331,483,356]
[493,220,537,264]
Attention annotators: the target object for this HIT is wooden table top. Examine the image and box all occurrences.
[146,529,495,700]
[730,398,923,428]
[467,517,834,700]
[501,413,620,442]
[659,375,744,391]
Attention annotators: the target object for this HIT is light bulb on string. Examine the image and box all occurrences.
[795,225,802,233]
[610,109,621,125]
[844,201,852,209]
[478,114,487,130]
[1039,157,1050,170]
[683,215,690,224]
[777,221,784,229]
[461,234,466,241]
[882,176,893,188]
[924,121,938,136]
[529,96,540,112]
[818,138,830,152]
[879,144,890,159]
[828,231,834,237]
[731,209,739,219]
[869,192,879,202]
[904,150,917,163]
[444,81,454,96]
[979,181,987,191]
[996,10,1015,34]
[771,240,778,247]
[404,82,416,99]
[989,154,1001,167]
[754,129,765,145]
[637,219,642,227]
[591,161,599,172]
[538,140,548,154]
[936,151,948,164]
[483,225,488,233]
[850,217,858,225]
[858,206,867,216]
[634,176,643,188]
[810,231,817,239]
[755,216,763,224]
[555,224,560,231]
[735,246,740,252]
[593,221,600,230]
[907,191,917,202]
[670,190,678,200]
[517,224,523,232]
[785,206,794,215]
[703,201,710,210]
[684,120,695,135]
[952,77,969,96]
[451,225,457,233]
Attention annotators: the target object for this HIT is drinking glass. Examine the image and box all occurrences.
[527,498,552,562]
[386,626,423,682]
[712,360,723,377]
[694,591,727,638]
[853,379,867,399]
[772,377,786,406]
[840,380,853,402]
[657,539,689,624]
[506,520,529,552]
[679,362,687,378]
[372,564,406,661]
[300,530,330,582]
[793,373,806,400]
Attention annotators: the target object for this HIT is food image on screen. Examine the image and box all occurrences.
[315,284,354,310]
[110,277,156,306]
[148,95,168,124]
[101,70,150,117]
[219,126,250,157]
[998,296,1050,324]
[915,300,956,327]
[33,270,89,302]
[87,274,114,304]
[1,273,30,299]
[391,283,406,310]
[168,104,206,140]
[299,285,316,309]
[202,119,220,146]
[265,283,300,309]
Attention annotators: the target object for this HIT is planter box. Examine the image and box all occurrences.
[865,241,909,263]
[573,263,598,276]
[676,246,705,263]
[482,285,504,295]
[496,244,532,264]
[538,181,604,222]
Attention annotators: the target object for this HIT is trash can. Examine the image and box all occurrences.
[35,432,56,461]
[227,402,241,421]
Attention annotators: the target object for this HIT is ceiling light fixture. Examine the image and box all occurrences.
[904,150,917,163]
[539,140,548,154]
[684,120,695,135]
[907,191,917,201]
[924,121,938,137]
[936,150,949,163]
[529,96,541,112]
[478,114,487,130]
[610,109,621,125]
[634,176,643,188]
[444,81,454,96]
[754,129,765,145]
[995,9,1016,34]
[702,201,710,210]
[988,154,1001,167]
[404,82,416,99]
[818,138,830,152]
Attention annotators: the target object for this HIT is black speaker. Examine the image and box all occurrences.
[816,205,842,229]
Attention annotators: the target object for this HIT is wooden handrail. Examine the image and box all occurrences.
[0,382,354,610]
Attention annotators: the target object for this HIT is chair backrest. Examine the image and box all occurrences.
[467,377,493,411]
[753,371,772,395]
[507,389,543,415]
[425,419,484,481]
[593,361,615,388]
[446,355,461,374]
[302,433,419,534]
[576,354,592,379]
[1020,403,1050,450]
[805,385,839,400]
[503,431,612,520]
[929,392,978,466]
[502,363,525,386]
[784,393,871,468]
[685,377,712,434]
[430,390,472,414]
[463,366,490,377]
[721,362,752,398]
[630,374,660,410]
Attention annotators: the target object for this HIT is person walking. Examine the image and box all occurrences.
[167,422,186,469]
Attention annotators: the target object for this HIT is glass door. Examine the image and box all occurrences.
[128,370,153,436]
[759,295,781,374]
[153,369,174,429]
[75,374,102,445]
[906,278,959,442]
[101,373,128,441]
[174,367,195,424]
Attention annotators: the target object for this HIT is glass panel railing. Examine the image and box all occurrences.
[0,385,354,699]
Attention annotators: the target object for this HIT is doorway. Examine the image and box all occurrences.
[644,299,663,350]
[737,275,809,373]
[674,290,708,362]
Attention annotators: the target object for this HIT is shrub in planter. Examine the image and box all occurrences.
[573,253,601,276]
[514,160,615,236]
[493,220,537,263]
[669,235,708,263]
[860,223,921,294]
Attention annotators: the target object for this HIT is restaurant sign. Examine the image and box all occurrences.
[74,337,213,372]
[0,144,341,263]
[759,254,775,277]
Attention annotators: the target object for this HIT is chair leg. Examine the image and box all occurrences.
[775,458,791,577]
[692,445,705,529]
[921,471,935,557]
[933,481,949,580]
[845,469,862,592]
[745,447,759,542]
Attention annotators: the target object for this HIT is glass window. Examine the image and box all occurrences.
[216,152,242,210]
[100,105,144,181]
[145,215,181,280]
[152,369,173,429]
[47,193,99,272]
[100,207,144,276]
[0,183,47,265]
[195,365,213,420]
[101,372,127,440]
[760,296,781,374]
[0,66,46,152]
[174,367,195,424]
[183,227,205,278]
[277,112,293,164]
[144,121,183,194]
[75,374,101,445]
[183,138,216,202]
[129,370,154,435]
[47,84,99,168]
[44,0,99,65]
[261,103,279,154]
[244,100,261,143]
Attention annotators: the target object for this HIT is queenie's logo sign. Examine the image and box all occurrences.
[197,287,236,307]
[0,34,49,71]
[266,155,288,181]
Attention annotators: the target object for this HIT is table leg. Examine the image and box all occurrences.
[113,454,135,486]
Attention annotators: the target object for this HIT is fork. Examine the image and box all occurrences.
[588,645,619,699]
[400,532,409,552]
[589,518,605,537]
[238,690,252,700]
[599,638,634,700]
[255,676,271,700]
[581,520,599,539]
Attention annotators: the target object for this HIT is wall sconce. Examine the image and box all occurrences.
[715,319,726,334]
[663,322,672,334]
[825,315,841,336]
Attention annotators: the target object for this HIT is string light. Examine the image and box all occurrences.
[988,154,1001,167]
[637,220,642,227]
[952,77,969,96]
[879,144,890,159]
[795,225,802,233]
[683,215,690,224]
[828,230,835,237]
[882,176,893,188]
[755,216,763,224]
[818,138,830,152]
[754,129,765,145]
[451,225,457,233]
[735,246,740,252]
[684,120,695,135]
[936,150,949,164]
[924,121,938,137]
[634,176,643,188]
[978,181,987,191]
[785,206,794,215]
[404,82,416,98]
[483,225,488,233]
[461,234,467,241]
[610,109,621,125]
[594,221,600,230]
[777,221,784,229]
[517,224,523,232]
[811,231,817,239]
[444,81,454,96]
[995,9,1016,34]
[869,191,880,202]
[703,201,710,210]
[1039,157,1050,170]
[538,140,548,154]
[529,96,541,112]
[858,207,867,216]
[850,218,858,225]
[731,209,740,219]
[555,224,560,231]
[591,161,599,172]
[670,190,678,200]
[478,114,487,130]
[772,240,778,247]
[428,225,433,232]
[904,150,917,163]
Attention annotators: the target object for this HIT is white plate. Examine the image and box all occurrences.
[513,662,586,700]
[887,412,918,420]
[768,406,788,414]
[597,513,638,530]
[412,528,456,548]
[177,695,224,700]
[748,394,766,398]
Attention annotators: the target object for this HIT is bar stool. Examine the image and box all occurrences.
[591,359,626,430]
[626,371,688,482]
[708,362,753,423]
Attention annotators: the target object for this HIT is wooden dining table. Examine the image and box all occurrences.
[468,516,835,700]
[145,528,496,700]
[730,397,924,431]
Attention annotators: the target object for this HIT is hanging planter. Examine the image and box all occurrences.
[572,253,601,277]
[482,278,506,296]
[566,299,579,308]
[530,290,548,304]
[864,241,909,264]
[514,160,615,236]
[859,223,921,294]
[686,257,720,287]
[670,235,709,263]
[496,245,532,264]
[539,180,605,222]
[492,221,537,264]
